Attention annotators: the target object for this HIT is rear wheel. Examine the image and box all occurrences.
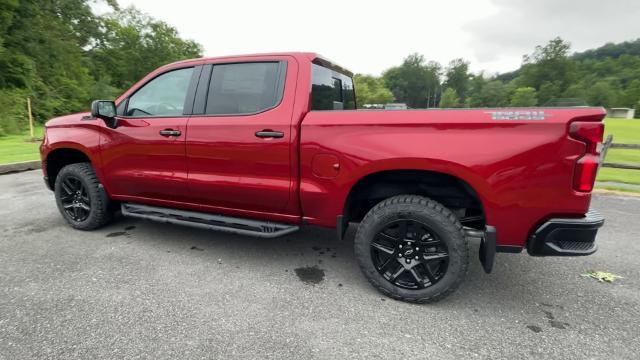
[54,163,113,230]
[354,195,468,303]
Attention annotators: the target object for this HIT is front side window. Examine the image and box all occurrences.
[205,62,286,115]
[126,67,194,117]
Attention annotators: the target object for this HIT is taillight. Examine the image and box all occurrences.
[569,121,604,192]
[573,154,599,192]
[569,122,604,153]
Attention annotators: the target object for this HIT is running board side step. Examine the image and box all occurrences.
[121,203,299,238]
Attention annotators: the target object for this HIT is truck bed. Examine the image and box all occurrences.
[299,107,606,247]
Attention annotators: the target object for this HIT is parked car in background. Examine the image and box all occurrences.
[384,103,408,110]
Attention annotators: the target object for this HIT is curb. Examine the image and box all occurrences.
[0,160,41,175]
[593,188,640,197]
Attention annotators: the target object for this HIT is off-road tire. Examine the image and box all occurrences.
[354,195,469,303]
[54,162,113,230]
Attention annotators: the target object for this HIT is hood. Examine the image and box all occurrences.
[45,112,91,127]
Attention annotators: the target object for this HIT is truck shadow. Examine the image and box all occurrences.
[108,217,567,309]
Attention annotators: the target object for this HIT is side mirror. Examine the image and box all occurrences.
[91,100,118,128]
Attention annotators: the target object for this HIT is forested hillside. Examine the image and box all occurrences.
[356,38,640,114]
[0,0,201,135]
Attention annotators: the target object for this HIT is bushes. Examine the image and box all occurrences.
[439,88,460,108]
[510,87,538,107]
[0,88,28,136]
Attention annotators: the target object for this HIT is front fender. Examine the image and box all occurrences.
[41,122,106,187]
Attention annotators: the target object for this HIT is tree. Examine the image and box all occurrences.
[0,0,19,55]
[465,73,486,107]
[620,79,640,108]
[382,53,441,108]
[467,80,509,107]
[439,88,460,108]
[353,74,394,106]
[0,0,108,127]
[443,58,471,102]
[0,1,203,135]
[89,7,203,90]
[519,37,576,99]
[563,83,587,101]
[587,81,617,107]
[510,87,538,107]
[537,81,561,105]
[574,39,640,61]
[0,88,28,135]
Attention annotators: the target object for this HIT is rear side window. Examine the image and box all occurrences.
[311,63,355,111]
[205,62,286,115]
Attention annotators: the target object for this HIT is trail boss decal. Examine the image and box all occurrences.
[488,111,546,120]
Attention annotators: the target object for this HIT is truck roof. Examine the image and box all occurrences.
[165,52,354,76]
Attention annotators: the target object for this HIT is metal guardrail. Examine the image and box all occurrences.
[601,135,640,171]
[610,143,640,150]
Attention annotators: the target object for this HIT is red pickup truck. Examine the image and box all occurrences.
[40,52,606,303]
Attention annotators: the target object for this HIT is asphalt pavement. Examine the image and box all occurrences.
[1,170,639,359]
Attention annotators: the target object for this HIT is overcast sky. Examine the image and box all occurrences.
[104,0,640,76]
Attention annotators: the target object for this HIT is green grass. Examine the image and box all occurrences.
[596,118,640,186]
[598,168,640,184]
[602,118,640,143]
[0,126,44,164]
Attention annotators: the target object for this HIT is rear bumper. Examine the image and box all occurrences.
[527,209,604,256]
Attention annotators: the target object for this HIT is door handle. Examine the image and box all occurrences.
[255,130,284,139]
[159,129,181,137]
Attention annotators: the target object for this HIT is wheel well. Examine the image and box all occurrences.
[46,148,91,189]
[343,170,486,229]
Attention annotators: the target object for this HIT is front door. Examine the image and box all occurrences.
[100,66,197,202]
[185,59,296,214]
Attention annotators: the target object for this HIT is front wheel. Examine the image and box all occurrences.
[354,195,469,303]
[54,162,113,230]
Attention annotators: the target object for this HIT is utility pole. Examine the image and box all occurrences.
[432,86,437,108]
[27,97,34,139]
[426,89,430,109]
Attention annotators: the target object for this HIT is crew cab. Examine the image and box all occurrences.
[40,52,606,303]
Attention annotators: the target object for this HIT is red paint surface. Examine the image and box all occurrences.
[185,55,298,214]
[299,108,604,246]
[41,52,606,247]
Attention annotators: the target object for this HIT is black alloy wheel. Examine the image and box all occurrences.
[59,175,92,222]
[354,195,468,303]
[54,162,113,230]
[370,219,449,289]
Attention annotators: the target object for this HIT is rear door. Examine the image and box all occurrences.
[185,57,297,214]
[100,66,200,202]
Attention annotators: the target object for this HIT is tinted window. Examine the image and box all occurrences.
[311,64,355,111]
[205,62,285,115]
[126,67,194,117]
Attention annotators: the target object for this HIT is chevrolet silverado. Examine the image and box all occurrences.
[40,52,606,302]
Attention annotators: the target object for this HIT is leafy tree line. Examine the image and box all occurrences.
[355,37,640,115]
[0,0,202,135]
[2,2,639,136]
